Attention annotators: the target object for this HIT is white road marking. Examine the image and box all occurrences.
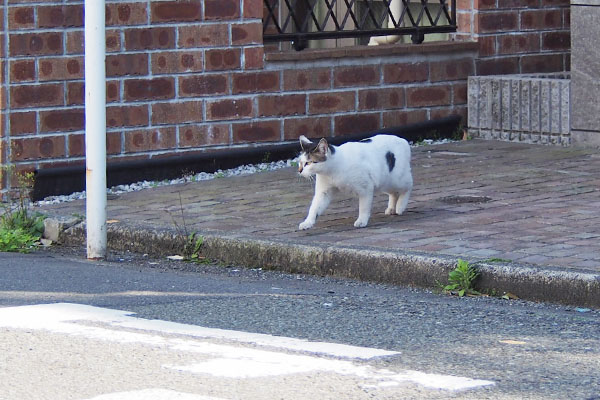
[0,303,495,392]
[85,389,225,400]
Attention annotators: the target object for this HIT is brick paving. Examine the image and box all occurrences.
[39,139,600,274]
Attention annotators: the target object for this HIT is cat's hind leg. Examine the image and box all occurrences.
[385,192,399,215]
[395,188,412,215]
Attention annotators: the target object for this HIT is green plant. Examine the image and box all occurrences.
[0,168,45,252]
[444,259,480,297]
[183,232,210,263]
[0,227,39,253]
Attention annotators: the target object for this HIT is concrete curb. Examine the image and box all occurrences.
[61,222,600,308]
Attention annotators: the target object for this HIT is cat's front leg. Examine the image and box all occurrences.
[354,190,374,228]
[299,190,331,230]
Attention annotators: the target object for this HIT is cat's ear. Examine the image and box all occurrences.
[299,135,312,151]
[317,138,329,155]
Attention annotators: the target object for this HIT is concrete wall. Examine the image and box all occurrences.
[570,0,600,146]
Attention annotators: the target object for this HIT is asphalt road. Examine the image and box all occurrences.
[0,247,599,399]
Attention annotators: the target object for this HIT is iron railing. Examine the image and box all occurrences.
[263,0,456,50]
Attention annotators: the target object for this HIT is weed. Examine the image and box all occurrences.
[183,232,211,264]
[214,171,226,179]
[443,259,480,297]
[0,167,45,253]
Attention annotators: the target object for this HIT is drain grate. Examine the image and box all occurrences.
[439,195,492,204]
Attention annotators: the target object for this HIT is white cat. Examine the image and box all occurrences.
[297,134,413,230]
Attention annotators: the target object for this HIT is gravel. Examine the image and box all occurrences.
[35,139,454,206]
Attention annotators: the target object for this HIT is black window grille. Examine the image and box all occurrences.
[263,0,457,51]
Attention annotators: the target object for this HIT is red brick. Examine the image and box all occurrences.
[383,62,428,84]
[151,1,201,22]
[478,12,518,33]
[8,7,34,29]
[206,98,254,121]
[497,33,540,55]
[520,9,563,31]
[178,25,230,48]
[11,84,63,108]
[334,65,380,88]
[334,114,379,136]
[476,0,497,10]
[283,117,332,140]
[124,27,175,50]
[38,57,84,81]
[125,127,176,153]
[244,0,264,18]
[475,57,519,75]
[406,86,451,107]
[382,110,428,129]
[478,35,496,57]
[107,131,122,155]
[453,83,468,105]
[37,5,84,28]
[106,105,149,128]
[244,47,265,70]
[124,78,175,101]
[232,71,279,94]
[106,3,148,26]
[430,59,474,82]
[232,120,280,143]
[107,53,148,77]
[40,109,85,133]
[151,101,203,125]
[106,30,122,53]
[205,0,240,20]
[521,54,564,74]
[179,124,230,148]
[309,92,355,114]
[179,74,228,97]
[9,32,63,56]
[258,94,306,117]
[11,136,66,161]
[232,22,263,45]
[542,31,570,51]
[66,31,84,54]
[430,107,468,121]
[67,82,84,105]
[10,60,35,82]
[151,51,203,75]
[9,112,36,135]
[205,48,242,71]
[358,88,404,111]
[283,68,331,91]
[107,81,120,103]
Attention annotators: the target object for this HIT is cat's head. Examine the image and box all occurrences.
[297,135,334,177]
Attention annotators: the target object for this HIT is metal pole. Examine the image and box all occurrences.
[84,0,107,259]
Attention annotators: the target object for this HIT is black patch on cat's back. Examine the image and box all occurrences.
[385,151,395,172]
[328,145,336,154]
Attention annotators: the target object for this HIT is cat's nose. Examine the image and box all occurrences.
[298,164,303,173]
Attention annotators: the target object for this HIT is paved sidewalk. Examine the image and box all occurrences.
[37,139,600,306]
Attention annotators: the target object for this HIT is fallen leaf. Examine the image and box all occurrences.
[107,219,120,224]
[501,292,519,300]
[166,255,184,261]
[499,340,527,345]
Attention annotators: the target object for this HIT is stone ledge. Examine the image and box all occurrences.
[265,40,479,62]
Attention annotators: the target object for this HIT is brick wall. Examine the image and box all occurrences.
[0,0,570,196]
[456,0,570,75]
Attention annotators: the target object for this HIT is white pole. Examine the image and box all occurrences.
[84,0,107,259]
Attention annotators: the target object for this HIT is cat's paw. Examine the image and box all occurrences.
[299,221,314,230]
[385,207,397,215]
[353,219,368,228]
